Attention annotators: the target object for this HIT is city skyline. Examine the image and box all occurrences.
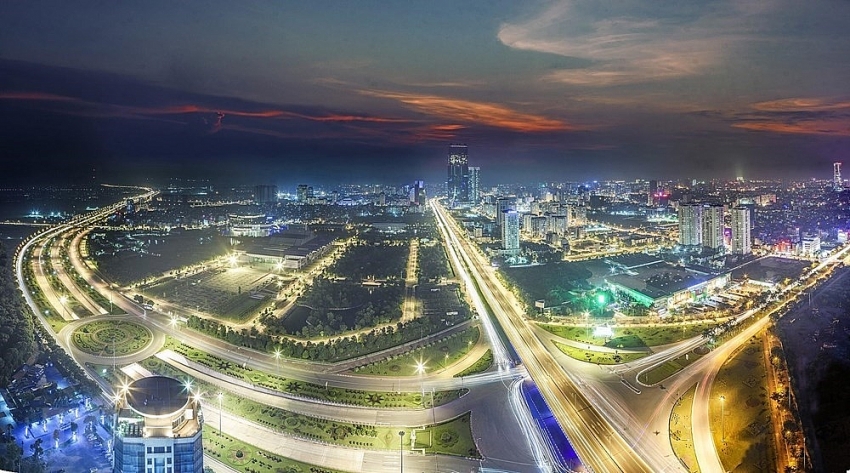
[1,2,850,185]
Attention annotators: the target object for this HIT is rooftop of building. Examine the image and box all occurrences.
[607,262,714,300]
[730,256,810,283]
[126,376,189,417]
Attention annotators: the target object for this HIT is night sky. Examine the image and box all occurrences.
[1,1,849,186]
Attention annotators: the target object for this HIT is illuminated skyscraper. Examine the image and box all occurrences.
[647,180,658,206]
[678,203,703,247]
[701,204,725,251]
[502,210,520,252]
[835,162,843,190]
[447,144,469,204]
[730,207,752,255]
[496,196,516,228]
[296,184,309,203]
[113,376,204,473]
[469,166,480,203]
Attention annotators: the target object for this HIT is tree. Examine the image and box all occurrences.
[0,441,22,471]
[30,438,43,459]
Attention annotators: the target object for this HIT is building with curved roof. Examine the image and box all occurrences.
[113,376,203,473]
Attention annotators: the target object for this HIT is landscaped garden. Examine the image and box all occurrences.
[138,354,479,457]
[538,321,716,349]
[72,320,152,356]
[552,341,648,365]
[187,281,470,362]
[165,340,467,408]
[454,349,493,378]
[638,345,709,385]
[264,277,403,338]
[204,427,347,473]
[353,327,481,376]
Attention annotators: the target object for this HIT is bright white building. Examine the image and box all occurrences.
[730,206,752,255]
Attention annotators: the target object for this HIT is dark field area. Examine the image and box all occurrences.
[267,278,404,338]
[501,262,592,308]
[88,228,230,285]
[776,268,850,473]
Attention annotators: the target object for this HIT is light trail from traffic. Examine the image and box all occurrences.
[431,199,658,473]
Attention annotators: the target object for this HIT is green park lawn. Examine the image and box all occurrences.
[139,353,478,457]
[72,319,152,356]
[553,341,647,365]
[638,346,709,385]
[670,383,701,473]
[454,349,493,378]
[354,327,480,376]
[710,334,776,473]
[538,321,715,349]
[165,340,466,408]
[204,427,348,473]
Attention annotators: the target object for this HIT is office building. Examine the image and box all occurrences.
[502,210,520,252]
[701,204,725,251]
[447,144,469,204]
[254,185,278,204]
[800,233,821,257]
[113,376,204,473]
[469,166,480,203]
[678,203,703,247]
[835,162,843,191]
[410,180,426,205]
[496,196,516,228]
[730,206,752,255]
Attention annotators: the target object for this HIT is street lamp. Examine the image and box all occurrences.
[273,349,281,377]
[398,431,405,473]
[415,360,426,409]
[719,395,726,443]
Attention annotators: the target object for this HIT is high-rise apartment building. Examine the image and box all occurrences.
[647,180,658,206]
[502,210,520,252]
[678,203,703,247]
[469,166,480,203]
[730,206,752,255]
[447,144,469,204]
[296,184,309,203]
[254,185,278,204]
[701,204,725,251]
[113,376,204,473]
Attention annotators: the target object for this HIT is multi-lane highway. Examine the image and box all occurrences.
[15,192,550,473]
[432,199,657,473]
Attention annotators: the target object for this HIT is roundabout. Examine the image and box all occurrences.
[71,319,153,357]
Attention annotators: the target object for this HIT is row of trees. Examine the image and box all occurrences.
[327,238,408,281]
[0,243,35,386]
[187,304,469,363]
[417,241,451,283]
[261,278,404,338]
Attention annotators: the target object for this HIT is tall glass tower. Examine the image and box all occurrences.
[447,144,469,205]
